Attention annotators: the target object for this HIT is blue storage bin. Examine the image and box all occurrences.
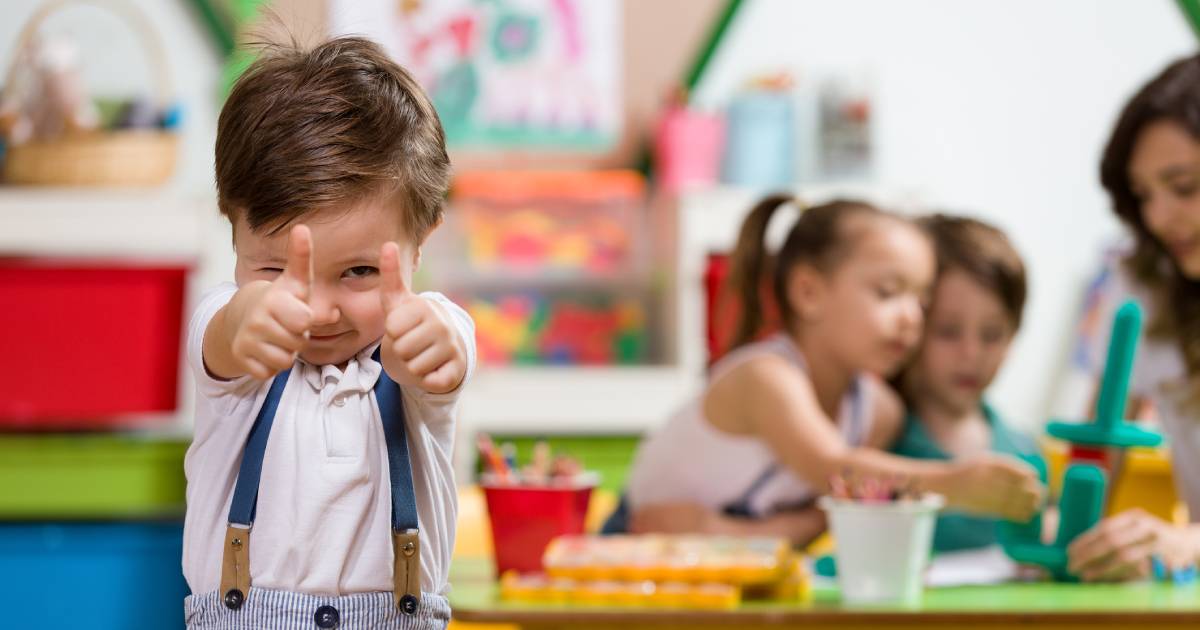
[722,90,796,189]
[0,521,187,629]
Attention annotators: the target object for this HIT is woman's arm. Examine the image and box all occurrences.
[705,355,1043,521]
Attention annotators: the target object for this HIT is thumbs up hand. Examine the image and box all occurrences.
[228,224,315,379]
[378,241,468,394]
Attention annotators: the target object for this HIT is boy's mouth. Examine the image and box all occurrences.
[310,331,348,342]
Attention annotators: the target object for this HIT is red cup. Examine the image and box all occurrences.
[482,481,594,576]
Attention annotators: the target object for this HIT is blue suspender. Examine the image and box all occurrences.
[224,350,420,612]
[228,351,418,532]
[227,368,290,527]
[374,361,420,534]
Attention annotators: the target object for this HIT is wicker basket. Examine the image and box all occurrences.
[1,0,178,187]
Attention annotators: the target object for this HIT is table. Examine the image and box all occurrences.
[448,557,1200,629]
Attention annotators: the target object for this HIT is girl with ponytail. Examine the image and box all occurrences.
[614,196,1044,544]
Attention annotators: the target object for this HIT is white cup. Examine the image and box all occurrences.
[818,494,944,605]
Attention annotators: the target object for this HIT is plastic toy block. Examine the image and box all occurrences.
[1047,302,1162,448]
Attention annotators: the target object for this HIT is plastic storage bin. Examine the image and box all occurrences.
[0,521,188,628]
[448,171,646,277]
[0,258,188,427]
[0,434,187,518]
[426,170,663,366]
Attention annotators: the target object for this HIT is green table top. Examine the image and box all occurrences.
[448,557,1200,624]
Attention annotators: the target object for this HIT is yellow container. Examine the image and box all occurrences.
[1045,440,1181,522]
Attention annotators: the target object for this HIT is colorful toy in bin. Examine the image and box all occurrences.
[478,435,598,576]
[1000,301,1162,581]
[468,292,647,365]
[452,171,645,275]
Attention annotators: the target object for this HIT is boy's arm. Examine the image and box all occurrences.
[203,225,315,381]
[378,242,471,395]
[202,281,270,380]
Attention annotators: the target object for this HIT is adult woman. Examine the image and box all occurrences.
[1068,54,1200,582]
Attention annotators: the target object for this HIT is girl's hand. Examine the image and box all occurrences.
[1068,509,1197,582]
[228,225,314,379]
[378,242,468,394]
[939,454,1045,521]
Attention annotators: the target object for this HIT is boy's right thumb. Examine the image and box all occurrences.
[281,224,313,299]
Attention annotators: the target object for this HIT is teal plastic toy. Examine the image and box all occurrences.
[999,301,1163,581]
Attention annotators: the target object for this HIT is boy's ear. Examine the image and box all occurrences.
[409,215,443,271]
[785,264,827,323]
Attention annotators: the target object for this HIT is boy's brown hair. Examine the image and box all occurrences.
[920,214,1026,329]
[215,36,450,242]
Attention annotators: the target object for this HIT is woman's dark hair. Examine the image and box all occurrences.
[1101,54,1200,385]
[726,195,898,349]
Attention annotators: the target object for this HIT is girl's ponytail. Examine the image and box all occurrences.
[726,194,797,350]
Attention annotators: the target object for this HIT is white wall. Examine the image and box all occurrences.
[693,0,1196,429]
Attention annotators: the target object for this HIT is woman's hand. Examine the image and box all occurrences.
[1068,508,1198,582]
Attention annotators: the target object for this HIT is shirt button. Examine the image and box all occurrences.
[332,395,346,407]
[314,604,340,628]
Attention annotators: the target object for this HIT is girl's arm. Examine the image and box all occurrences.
[629,503,827,548]
[705,355,1043,521]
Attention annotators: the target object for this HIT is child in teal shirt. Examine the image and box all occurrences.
[892,214,1046,553]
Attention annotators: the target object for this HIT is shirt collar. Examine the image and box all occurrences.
[299,341,383,397]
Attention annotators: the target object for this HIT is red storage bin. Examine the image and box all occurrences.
[0,258,188,427]
[483,482,593,576]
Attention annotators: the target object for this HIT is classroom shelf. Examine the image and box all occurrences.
[0,187,209,259]
[458,365,699,436]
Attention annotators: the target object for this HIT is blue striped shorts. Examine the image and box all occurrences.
[185,588,450,629]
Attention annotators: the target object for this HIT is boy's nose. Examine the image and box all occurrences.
[308,289,341,326]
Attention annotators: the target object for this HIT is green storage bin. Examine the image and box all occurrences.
[0,434,188,519]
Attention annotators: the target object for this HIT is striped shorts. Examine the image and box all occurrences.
[185,588,450,630]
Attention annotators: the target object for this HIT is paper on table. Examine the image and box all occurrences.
[925,546,1021,587]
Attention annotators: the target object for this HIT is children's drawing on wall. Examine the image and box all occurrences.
[330,0,621,150]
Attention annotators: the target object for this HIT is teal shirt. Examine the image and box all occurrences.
[890,403,1045,553]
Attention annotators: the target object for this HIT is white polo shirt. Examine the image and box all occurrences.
[181,282,475,597]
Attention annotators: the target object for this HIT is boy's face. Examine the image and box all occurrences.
[233,198,419,367]
[909,268,1015,414]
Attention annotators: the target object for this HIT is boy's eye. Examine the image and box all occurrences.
[259,267,283,275]
[344,266,378,279]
